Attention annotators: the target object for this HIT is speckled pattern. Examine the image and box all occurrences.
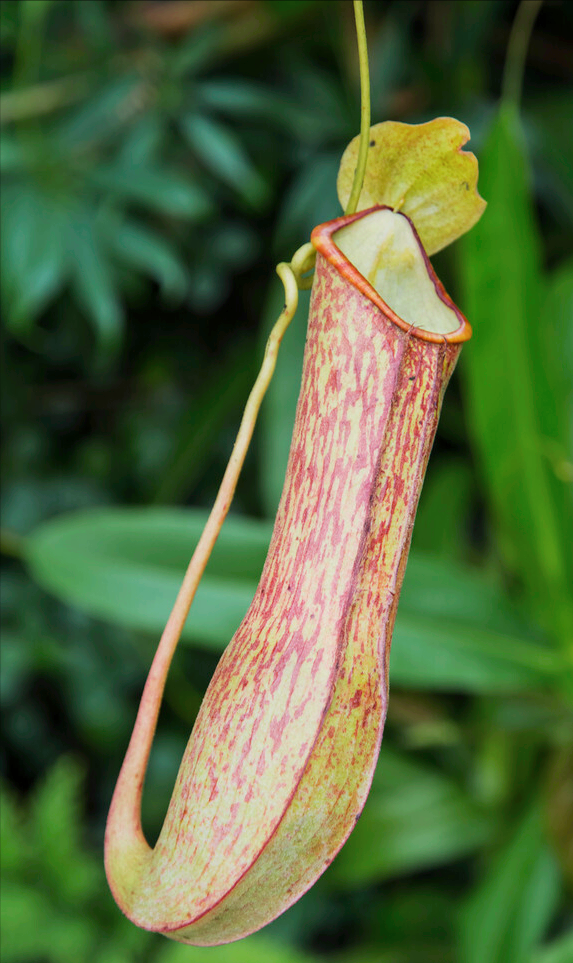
[108,208,465,945]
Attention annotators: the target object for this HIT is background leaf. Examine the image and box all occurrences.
[458,806,562,963]
[24,508,270,648]
[458,107,573,653]
[328,748,495,887]
[181,113,269,208]
[69,209,123,354]
[24,508,562,694]
[2,1,572,960]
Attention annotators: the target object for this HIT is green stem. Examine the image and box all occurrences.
[498,0,573,663]
[501,0,543,112]
[345,0,371,216]
[13,0,51,93]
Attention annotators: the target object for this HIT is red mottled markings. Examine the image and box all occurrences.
[112,209,466,941]
[269,714,290,752]
[349,690,362,709]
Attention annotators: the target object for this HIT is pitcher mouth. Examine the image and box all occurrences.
[311,205,472,345]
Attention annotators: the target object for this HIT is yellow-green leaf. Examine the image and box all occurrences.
[337,118,486,255]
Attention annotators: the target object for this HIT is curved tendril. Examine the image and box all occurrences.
[345,0,371,216]
[150,240,313,664]
[106,241,316,862]
[501,0,543,113]
[157,247,307,665]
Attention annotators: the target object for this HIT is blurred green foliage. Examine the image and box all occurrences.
[1,1,572,962]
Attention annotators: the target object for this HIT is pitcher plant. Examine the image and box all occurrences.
[105,1,486,946]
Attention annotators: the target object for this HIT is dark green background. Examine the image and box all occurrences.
[1,2,572,962]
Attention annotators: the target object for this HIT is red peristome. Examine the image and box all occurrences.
[312,204,472,344]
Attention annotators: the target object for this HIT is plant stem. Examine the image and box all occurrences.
[497,0,573,663]
[501,0,543,112]
[13,0,51,91]
[345,0,371,215]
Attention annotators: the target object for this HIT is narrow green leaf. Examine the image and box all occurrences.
[0,785,25,875]
[1,182,69,331]
[196,78,321,142]
[400,552,543,638]
[69,213,123,353]
[0,135,25,172]
[19,0,53,27]
[56,76,142,149]
[24,508,271,647]
[328,748,495,887]
[391,614,560,693]
[411,457,473,559]
[544,260,573,467]
[13,0,53,88]
[458,805,561,963]
[91,165,212,219]
[103,217,188,298]
[24,508,560,692]
[458,106,573,650]
[170,24,221,77]
[530,931,573,963]
[181,113,269,207]
[117,114,164,168]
